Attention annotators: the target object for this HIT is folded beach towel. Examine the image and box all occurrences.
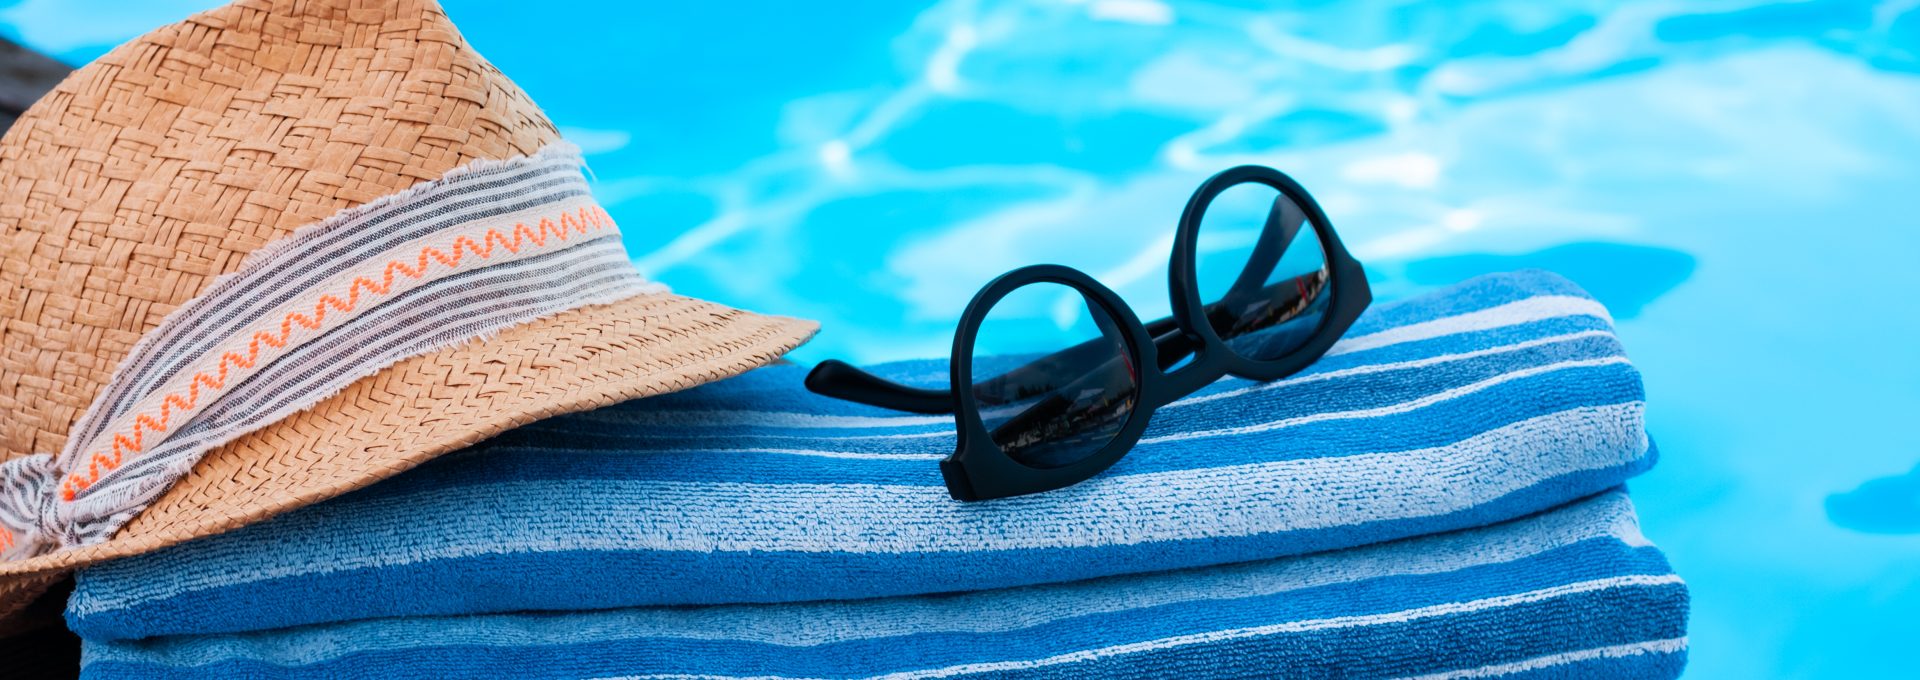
[69,271,1655,640]
[78,490,1688,679]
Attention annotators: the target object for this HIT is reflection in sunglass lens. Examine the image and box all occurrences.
[1193,182,1332,362]
[968,282,1138,469]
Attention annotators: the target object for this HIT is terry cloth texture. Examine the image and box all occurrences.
[67,270,1656,641]
[76,490,1689,679]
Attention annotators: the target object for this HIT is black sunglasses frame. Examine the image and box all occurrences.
[808,165,1371,501]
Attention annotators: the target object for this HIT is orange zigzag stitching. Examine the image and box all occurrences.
[59,205,617,502]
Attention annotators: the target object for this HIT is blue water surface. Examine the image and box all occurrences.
[6,1,1918,677]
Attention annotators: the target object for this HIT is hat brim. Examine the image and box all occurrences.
[0,292,815,611]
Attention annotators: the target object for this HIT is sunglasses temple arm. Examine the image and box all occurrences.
[804,293,1250,415]
[1221,195,1302,307]
[804,359,956,414]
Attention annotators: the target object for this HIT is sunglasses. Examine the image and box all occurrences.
[806,165,1371,501]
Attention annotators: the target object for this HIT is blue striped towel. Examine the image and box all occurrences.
[68,270,1657,641]
[79,490,1688,679]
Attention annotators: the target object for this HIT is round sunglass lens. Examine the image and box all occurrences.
[1193,181,1332,362]
[967,282,1139,469]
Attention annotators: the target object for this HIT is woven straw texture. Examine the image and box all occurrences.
[0,0,814,624]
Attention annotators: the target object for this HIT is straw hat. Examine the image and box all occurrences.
[0,0,815,626]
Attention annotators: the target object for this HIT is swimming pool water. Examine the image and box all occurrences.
[6,1,1918,676]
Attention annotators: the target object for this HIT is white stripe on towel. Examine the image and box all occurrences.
[1143,356,1629,445]
[595,575,1687,680]
[869,575,1687,680]
[1327,295,1612,357]
[1174,329,1615,408]
[1394,638,1689,680]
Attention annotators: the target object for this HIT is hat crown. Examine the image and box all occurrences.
[0,0,559,459]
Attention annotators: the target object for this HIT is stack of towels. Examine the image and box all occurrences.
[67,271,1689,679]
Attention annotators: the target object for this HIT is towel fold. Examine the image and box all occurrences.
[69,271,1655,641]
[78,490,1688,679]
